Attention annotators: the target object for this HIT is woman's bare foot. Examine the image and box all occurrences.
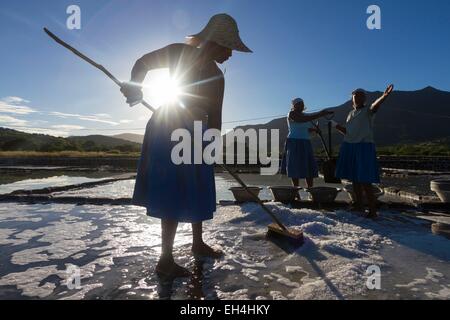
[155,258,191,279]
[192,242,224,259]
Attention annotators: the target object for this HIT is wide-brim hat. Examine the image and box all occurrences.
[187,13,252,53]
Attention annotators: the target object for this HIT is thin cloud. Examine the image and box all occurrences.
[49,112,119,125]
[51,124,85,130]
[0,115,29,126]
[0,103,36,115]
[1,123,81,137]
[16,127,70,137]
[1,96,124,129]
[2,96,30,104]
[94,113,112,118]
[0,96,36,115]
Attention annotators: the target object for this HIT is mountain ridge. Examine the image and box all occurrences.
[230,86,450,149]
[1,86,449,152]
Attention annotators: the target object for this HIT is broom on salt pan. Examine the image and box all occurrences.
[43,28,304,247]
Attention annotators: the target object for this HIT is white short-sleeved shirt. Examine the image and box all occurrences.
[287,115,313,140]
[344,106,375,143]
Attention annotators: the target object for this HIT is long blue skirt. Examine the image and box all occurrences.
[132,106,216,223]
[280,138,319,179]
[335,142,380,184]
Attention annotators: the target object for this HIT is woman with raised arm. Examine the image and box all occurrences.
[281,98,334,189]
[332,85,394,218]
[120,14,252,279]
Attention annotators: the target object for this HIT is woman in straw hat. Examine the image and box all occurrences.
[121,14,252,279]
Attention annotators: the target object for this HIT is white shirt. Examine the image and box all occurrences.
[344,106,375,144]
[287,115,313,140]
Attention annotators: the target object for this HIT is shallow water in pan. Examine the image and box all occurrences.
[49,173,348,202]
[0,167,442,200]
[0,168,449,300]
[0,169,120,195]
[0,176,112,195]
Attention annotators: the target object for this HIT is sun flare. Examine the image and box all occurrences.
[143,69,182,108]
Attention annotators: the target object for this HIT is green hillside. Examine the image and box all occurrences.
[0,128,141,153]
[377,139,450,156]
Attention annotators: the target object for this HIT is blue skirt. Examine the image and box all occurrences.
[280,138,319,179]
[335,142,380,184]
[132,106,216,223]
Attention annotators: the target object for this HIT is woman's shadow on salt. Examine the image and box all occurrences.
[267,232,345,300]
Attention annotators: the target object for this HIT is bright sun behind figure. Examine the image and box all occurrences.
[143,69,182,108]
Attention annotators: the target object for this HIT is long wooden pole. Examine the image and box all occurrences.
[311,121,331,160]
[44,28,155,112]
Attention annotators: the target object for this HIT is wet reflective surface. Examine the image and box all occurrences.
[0,169,120,195]
[0,202,449,300]
[0,168,449,300]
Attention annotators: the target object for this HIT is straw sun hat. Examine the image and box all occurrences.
[187,14,252,53]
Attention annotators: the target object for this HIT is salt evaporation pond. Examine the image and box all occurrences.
[0,174,115,195]
[382,174,450,197]
[51,176,275,201]
[0,170,448,299]
[51,174,349,202]
[52,179,136,199]
[0,201,449,300]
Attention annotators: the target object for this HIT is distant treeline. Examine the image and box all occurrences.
[312,142,450,157]
[1,127,449,157]
[0,128,141,153]
[377,140,450,156]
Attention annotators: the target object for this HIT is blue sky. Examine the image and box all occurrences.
[1,0,450,136]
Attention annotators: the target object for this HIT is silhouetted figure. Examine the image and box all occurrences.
[121,14,252,279]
